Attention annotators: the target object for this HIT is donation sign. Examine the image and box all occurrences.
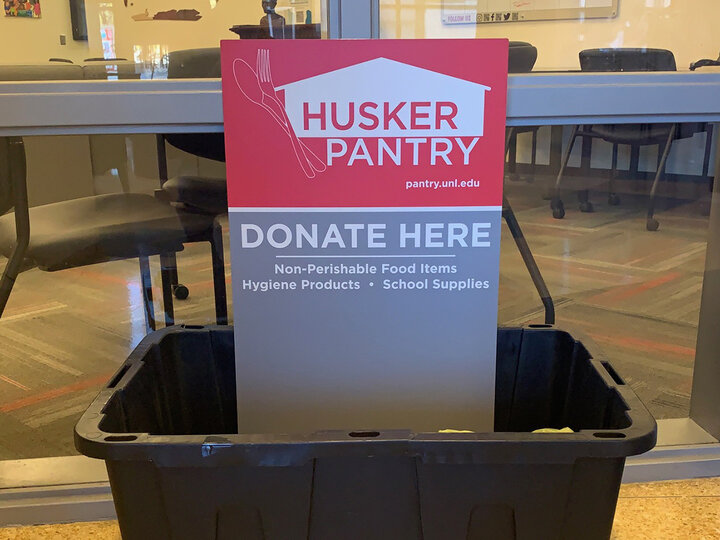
[221,39,509,433]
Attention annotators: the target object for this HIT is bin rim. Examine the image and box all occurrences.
[75,324,657,467]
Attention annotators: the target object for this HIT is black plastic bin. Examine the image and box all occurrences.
[75,325,656,540]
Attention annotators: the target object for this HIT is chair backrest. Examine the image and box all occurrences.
[509,41,537,73]
[579,48,677,72]
[0,139,11,216]
[0,138,25,217]
[166,49,225,162]
[579,49,704,145]
[0,64,84,81]
[167,48,221,79]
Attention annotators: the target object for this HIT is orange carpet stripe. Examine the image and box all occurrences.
[588,271,681,303]
[0,373,113,413]
[612,271,683,301]
[587,332,695,360]
[0,375,30,391]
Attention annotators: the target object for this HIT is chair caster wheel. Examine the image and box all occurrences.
[173,284,190,300]
[608,194,621,206]
[579,201,594,213]
[551,199,565,219]
[646,218,659,231]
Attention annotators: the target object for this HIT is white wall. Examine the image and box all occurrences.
[83,0,322,65]
[382,0,720,71]
[0,0,323,65]
[3,1,714,71]
[0,2,90,63]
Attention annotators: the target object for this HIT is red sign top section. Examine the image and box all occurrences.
[221,39,508,208]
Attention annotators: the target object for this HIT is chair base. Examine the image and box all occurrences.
[173,284,190,300]
[579,201,594,213]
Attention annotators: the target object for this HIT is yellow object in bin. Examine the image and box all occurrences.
[532,427,574,434]
[438,429,475,434]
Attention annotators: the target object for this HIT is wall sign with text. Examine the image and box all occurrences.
[221,39,509,434]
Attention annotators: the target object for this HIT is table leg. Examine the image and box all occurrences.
[0,137,29,319]
[690,122,720,438]
[503,129,555,325]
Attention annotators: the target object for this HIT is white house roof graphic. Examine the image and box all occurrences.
[277,57,490,93]
[276,57,491,138]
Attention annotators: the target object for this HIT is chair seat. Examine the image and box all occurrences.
[0,193,214,271]
[511,126,540,135]
[586,124,675,145]
[162,176,228,216]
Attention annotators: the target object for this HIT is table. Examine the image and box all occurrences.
[1,71,720,136]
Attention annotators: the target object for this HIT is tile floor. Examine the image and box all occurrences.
[0,477,718,539]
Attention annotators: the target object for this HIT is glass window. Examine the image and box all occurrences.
[0,0,719,488]
[501,122,716,421]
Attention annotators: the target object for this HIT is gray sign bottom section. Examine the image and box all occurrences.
[229,210,501,434]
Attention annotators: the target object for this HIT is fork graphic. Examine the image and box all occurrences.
[256,49,324,178]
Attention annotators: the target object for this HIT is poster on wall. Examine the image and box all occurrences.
[441,0,618,24]
[3,0,41,18]
[221,39,509,434]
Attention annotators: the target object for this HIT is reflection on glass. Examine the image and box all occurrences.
[0,133,231,459]
[133,44,169,79]
[500,120,716,421]
[0,0,324,72]
[380,0,717,71]
[98,3,117,60]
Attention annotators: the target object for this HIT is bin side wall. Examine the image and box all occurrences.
[107,457,625,540]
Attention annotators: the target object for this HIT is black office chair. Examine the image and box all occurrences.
[156,48,227,300]
[159,133,227,216]
[550,48,711,231]
[0,137,227,331]
[158,47,227,216]
[509,41,537,73]
[690,52,720,71]
[161,47,225,217]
